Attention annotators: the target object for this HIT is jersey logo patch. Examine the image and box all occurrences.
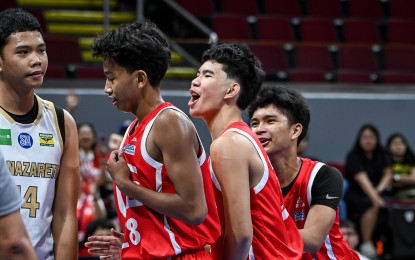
[0,128,12,145]
[18,133,33,149]
[39,133,54,147]
[294,211,305,221]
[296,197,305,208]
[123,144,135,155]
[326,194,339,199]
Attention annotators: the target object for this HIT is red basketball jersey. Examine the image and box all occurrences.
[210,122,303,259]
[284,158,360,260]
[114,102,220,259]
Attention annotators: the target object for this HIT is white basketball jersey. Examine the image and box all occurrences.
[0,95,63,260]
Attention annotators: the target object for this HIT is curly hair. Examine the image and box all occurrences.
[91,19,171,87]
[0,8,42,56]
[248,85,310,145]
[201,43,265,110]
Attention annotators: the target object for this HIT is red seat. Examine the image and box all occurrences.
[289,69,331,82]
[346,0,385,19]
[389,0,415,18]
[336,70,376,83]
[299,17,338,43]
[383,46,415,71]
[342,18,382,44]
[177,0,215,17]
[76,65,105,79]
[337,45,378,72]
[46,65,66,79]
[256,16,295,42]
[44,35,83,65]
[220,0,259,15]
[386,19,415,44]
[248,43,288,77]
[263,0,301,16]
[293,45,333,70]
[213,14,252,41]
[381,71,415,84]
[306,0,344,18]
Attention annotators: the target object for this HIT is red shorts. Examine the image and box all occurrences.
[168,249,212,260]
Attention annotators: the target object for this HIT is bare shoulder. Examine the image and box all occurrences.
[210,131,253,161]
[154,108,196,137]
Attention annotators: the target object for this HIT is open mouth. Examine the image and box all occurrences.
[188,90,200,107]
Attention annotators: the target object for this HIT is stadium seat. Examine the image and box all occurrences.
[263,0,302,16]
[298,17,338,43]
[341,18,382,44]
[381,71,415,84]
[346,0,385,19]
[213,14,252,41]
[289,69,331,82]
[388,0,415,18]
[177,0,215,17]
[336,70,377,83]
[75,65,105,79]
[386,19,415,44]
[220,0,259,15]
[383,46,415,71]
[44,35,83,65]
[248,43,289,80]
[306,0,344,18]
[337,45,379,72]
[256,16,296,42]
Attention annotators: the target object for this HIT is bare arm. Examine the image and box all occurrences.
[375,167,392,193]
[300,205,336,253]
[354,172,384,206]
[52,110,80,260]
[0,210,37,260]
[210,134,253,259]
[107,110,207,224]
[393,166,415,187]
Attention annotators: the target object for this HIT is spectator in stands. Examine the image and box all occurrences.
[249,85,358,259]
[77,122,107,243]
[345,124,392,259]
[386,133,415,202]
[340,220,370,260]
[79,218,118,257]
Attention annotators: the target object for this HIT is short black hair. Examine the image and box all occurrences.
[201,43,265,110]
[248,85,310,145]
[91,19,171,87]
[0,8,42,56]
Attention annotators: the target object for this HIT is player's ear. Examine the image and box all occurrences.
[224,82,240,98]
[292,123,303,140]
[134,70,147,88]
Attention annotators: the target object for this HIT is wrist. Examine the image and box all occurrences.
[393,174,401,182]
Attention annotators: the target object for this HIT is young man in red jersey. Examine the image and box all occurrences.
[188,43,303,259]
[85,20,220,259]
[249,85,360,259]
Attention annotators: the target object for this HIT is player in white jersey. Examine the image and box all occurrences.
[0,8,80,260]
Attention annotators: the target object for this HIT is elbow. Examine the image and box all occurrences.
[0,237,34,258]
[183,202,208,225]
[304,241,323,254]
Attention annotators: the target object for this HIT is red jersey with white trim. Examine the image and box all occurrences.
[210,122,303,260]
[284,158,360,260]
[114,102,220,259]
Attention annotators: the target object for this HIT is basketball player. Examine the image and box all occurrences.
[85,20,220,259]
[188,43,303,259]
[248,85,360,259]
[0,8,80,260]
[0,152,37,260]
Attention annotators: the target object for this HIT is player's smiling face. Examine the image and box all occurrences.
[250,105,294,156]
[188,60,232,120]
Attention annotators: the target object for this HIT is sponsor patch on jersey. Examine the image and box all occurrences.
[39,133,54,147]
[0,128,12,145]
[296,197,305,208]
[18,133,33,149]
[294,211,305,221]
[123,144,135,155]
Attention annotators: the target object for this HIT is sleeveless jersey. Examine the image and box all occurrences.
[114,102,220,259]
[284,158,360,260]
[0,95,63,260]
[210,122,303,260]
